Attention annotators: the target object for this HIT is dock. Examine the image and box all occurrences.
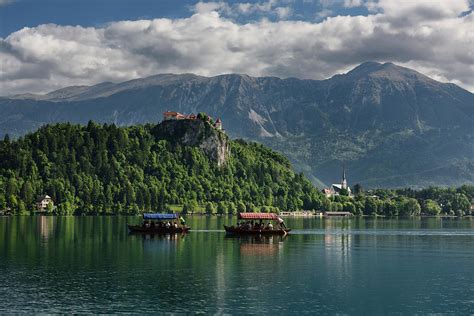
[324,211,353,217]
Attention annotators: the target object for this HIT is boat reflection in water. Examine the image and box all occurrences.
[130,229,187,254]
[227,234,287,256]
[130,231,187,241]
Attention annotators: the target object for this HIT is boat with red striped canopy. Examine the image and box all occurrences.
[224,213,291,235]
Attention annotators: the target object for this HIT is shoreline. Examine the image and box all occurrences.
[0,213,471,219]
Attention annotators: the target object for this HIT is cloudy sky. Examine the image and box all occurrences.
[0,0,473,95]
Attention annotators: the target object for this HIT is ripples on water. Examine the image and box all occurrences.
[1,216,474,314]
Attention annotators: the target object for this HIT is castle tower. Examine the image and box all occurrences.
[214,118,222,130]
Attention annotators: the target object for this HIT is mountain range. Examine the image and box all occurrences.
[1,61,473,188]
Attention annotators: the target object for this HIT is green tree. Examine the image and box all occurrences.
[20,181,34,209]
[46,201,54,213]
[342,202,356,214]
[205,202,216,215]
[237,201,247,213]
[339,188,349,196]
[0,194,6,211]
[364,197,378,216]
[182,200,198,214]
[451,193,471,216]
[217,201,226,215]
[382,200,398,217]
[399,198,421,216]
[227,202,237,215]
[422,199,441,216]
[353,183,363,196]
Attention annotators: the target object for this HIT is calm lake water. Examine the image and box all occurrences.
[1,216,474,314]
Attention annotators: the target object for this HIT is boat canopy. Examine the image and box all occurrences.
[238,213,279,220]
[143,213,178,220]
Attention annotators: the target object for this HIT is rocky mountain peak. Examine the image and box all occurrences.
[344,61,429,83]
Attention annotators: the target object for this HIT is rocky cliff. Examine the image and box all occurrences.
[153,119,230,167]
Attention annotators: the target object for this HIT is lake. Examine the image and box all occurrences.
[1,216,474,314]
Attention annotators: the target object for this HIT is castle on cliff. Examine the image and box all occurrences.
[163,111,222,130]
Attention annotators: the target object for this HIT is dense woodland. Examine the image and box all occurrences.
[0,122,472,216]
[0,122,321,215]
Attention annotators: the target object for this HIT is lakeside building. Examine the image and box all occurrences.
[323,166,352,197]
[324,211,353,217]
[36,195,54,211]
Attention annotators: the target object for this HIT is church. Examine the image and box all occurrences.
[322,166,352,197]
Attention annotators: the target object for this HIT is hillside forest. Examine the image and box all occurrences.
[0,122,472,216]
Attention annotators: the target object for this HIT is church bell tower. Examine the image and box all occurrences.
[341,165,348,190]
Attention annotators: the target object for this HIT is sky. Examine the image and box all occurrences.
[0,0,473,95]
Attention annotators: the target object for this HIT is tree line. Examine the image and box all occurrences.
[0,122,472,216]
[323,185,473,216]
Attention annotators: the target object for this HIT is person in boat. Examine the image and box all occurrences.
[277,216,286,229]
[174,222,178,229]
[266,222,273,230]
[179,216,186,227]
[165,221,171,229]
[254,220,261,229]
[150,221,155,228]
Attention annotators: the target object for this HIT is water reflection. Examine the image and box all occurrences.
[37,216,54,241]
[2,216,474,314]
[230,235,287,256]
[324,232,352,282]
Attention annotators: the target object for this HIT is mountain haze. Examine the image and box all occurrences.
[1,62,473,188]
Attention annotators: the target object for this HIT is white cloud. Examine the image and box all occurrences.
[1,1,473,95]
[194,1,293,19]
[0,0,14,6]
[192,1,231,14]
[344,0,362,7]
[367,0,469,18]
[316,8,333,20]
[275,6,293,19]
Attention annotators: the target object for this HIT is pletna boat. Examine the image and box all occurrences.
[224,212,291,235]
[128,213,190,234]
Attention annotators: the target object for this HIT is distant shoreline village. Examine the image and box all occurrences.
[323,166,351,198]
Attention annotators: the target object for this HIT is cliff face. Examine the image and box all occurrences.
[153,119,230,167]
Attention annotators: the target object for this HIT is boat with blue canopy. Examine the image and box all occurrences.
[128,213,190,234]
